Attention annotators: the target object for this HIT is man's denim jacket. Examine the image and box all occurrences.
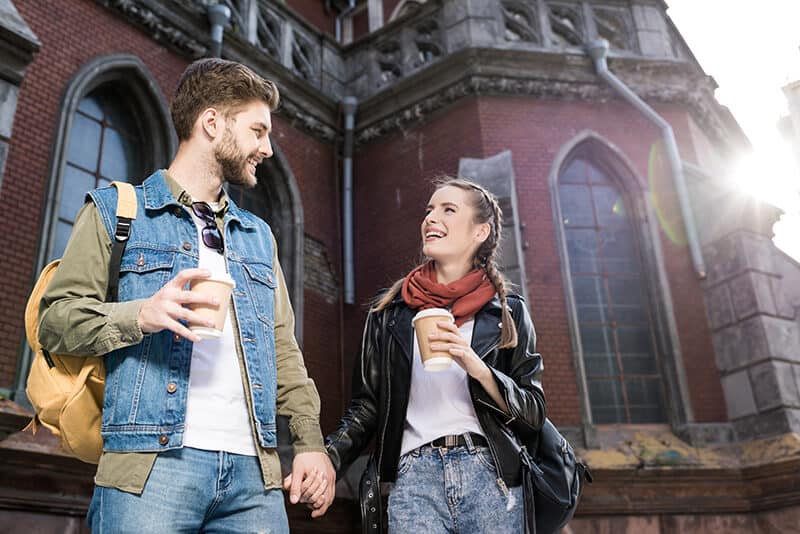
[89,170,279,452]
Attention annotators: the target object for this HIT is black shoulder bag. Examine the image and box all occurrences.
[502,418,592,534]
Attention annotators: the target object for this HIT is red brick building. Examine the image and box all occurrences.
[1,1,799,532]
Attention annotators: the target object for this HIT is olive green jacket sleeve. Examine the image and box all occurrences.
[272,246,325,452]
[38,202,145,356]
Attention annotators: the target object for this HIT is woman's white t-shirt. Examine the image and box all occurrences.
[400,319,485,456]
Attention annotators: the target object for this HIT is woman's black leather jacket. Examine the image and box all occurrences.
[325,293,546,533]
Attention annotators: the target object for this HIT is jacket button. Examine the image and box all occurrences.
[182,242,192,251]
[173,334,181,342]
[167,382,177,394]
[158,435,168,445]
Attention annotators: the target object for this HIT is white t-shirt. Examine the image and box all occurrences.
[400,319,485,456]
[182,202,257,456]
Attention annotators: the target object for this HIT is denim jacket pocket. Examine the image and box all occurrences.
[119,247,176,298]
[242,262,276,324]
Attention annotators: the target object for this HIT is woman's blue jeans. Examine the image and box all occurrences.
[87,447,289,534]
[388,440,523,533]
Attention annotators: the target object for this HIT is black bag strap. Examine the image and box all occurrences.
[106,182,137,302]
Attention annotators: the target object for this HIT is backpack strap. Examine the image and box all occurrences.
[106,182,137,302]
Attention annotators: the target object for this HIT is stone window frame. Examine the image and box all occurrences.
[548,131,694,446]
[14,54,176,400]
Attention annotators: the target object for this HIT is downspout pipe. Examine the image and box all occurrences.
[207,3,232,58]
[587,39,707,279]
[335,0,357,43]
[342,96,358,304]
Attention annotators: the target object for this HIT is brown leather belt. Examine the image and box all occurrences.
[429,432,488,448]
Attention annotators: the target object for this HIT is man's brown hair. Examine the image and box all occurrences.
[171,58,280,141]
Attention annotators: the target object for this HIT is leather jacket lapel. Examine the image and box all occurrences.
[387,303,416,363]
[471,296,503,358]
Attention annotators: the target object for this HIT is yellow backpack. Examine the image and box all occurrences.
[24,181,137,464]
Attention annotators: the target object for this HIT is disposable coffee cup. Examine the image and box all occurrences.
[412,308,455,371]
[188,273,235,339]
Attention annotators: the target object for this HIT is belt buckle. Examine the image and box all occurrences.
[445,434,458,448]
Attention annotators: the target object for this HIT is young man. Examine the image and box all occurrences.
[38,58,335,532]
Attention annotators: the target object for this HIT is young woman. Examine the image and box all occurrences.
[325,178,545,533]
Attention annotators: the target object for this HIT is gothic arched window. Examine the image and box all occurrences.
[558,157,666,423]
[47,86,146,262]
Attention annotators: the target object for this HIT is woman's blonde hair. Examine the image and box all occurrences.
[373,176,518,349]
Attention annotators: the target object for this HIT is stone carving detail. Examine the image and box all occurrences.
[594,6,637,53]
[547,2,584,47]
[413,19,442,67]
[501,1,539,43]
[255,7,281,57]
[98,0,207,57]
[376,40,403,86]
[278,99,337,143]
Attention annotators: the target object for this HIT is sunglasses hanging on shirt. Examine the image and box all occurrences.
[190,201,224,254]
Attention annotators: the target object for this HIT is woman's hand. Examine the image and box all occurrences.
[429,321,491,381]
[429,320,509,413]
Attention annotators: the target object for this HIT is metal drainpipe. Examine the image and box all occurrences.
[587,39,707,279]
[342,97,358,304]
[207,3,232,58]
[335,0,357,43]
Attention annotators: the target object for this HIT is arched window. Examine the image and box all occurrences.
[47,86,147,262]
[558,157,665,423]
[39,55,174,265]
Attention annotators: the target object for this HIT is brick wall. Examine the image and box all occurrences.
[286,0,336,36]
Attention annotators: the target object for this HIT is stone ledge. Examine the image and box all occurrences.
[577,428,800,515]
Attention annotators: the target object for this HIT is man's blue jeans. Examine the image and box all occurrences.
[388,440,523,533]
[87,447,289,534]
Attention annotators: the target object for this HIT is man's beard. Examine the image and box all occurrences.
[214,127,257,188]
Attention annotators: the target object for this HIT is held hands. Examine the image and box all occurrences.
[137,268,219,343]
[283,451,336,518]
[428,321,491,382]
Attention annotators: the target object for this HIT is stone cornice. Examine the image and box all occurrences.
[96,0,207,58]
[354,47,734,149]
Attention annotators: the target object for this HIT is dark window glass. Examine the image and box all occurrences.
[49,86,144,261]
[559,158,665,423]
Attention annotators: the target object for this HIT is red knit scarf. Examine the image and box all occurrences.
[401,261,495,326]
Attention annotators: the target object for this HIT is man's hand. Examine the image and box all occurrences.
[137,268,218,343]
[282,451,336,518]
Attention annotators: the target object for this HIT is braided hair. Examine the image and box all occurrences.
[373,176,518,349]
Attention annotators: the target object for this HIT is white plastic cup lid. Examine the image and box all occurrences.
[411,308,454,326]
